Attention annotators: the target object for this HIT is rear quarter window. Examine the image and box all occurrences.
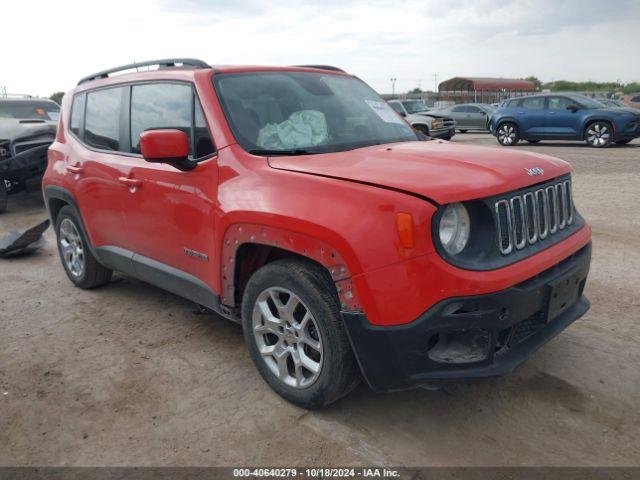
[70,94,86,136]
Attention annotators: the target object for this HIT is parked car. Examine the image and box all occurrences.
[0,97,59,212]
[44,59,592,408]
[429,103,496,132]
[620,94,640,110]
[489,94,640,147]
[388,100,455,139]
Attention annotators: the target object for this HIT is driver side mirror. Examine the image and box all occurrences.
[140,129,196,171]
[566,104,580,112]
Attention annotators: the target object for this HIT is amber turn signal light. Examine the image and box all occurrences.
[396,212,414,249]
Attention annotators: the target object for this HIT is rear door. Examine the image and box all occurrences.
[119,82,219,289]
[516,97,547,136]
[546,96,581,136]
[68,86,132,248]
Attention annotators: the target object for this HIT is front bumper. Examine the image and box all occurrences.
[429,127,456,139]
[343,243,591,392]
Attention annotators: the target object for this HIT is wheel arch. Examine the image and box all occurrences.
[220,223,362,313]
[582,117,614,139]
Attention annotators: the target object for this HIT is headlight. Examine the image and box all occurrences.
[438,203,470,255]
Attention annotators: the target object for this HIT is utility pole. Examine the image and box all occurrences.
[0,86,6,98]
[390,78,397,98]
[433,73,438,93]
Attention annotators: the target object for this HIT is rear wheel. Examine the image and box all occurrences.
[497,122,520,146]
[615,139,632,145]
[585,121,612,148]
[0,180,7,213]
[242,258,360,409]
[55,206,112,289]
[459,129,468,133]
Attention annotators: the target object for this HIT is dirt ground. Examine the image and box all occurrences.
[1,134,639,467]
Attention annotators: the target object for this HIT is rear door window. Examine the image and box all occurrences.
[85,87,125,151]
[522,97,546,110]
[452,105,468,113]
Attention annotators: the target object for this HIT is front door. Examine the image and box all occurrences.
[119,82,219,291]
[546,96,581,136]
[466,105,488,129]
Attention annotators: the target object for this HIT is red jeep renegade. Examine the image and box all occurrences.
[43,59,591,408]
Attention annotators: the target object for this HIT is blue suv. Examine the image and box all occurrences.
[489,94,640,148]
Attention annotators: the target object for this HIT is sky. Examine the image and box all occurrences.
[2,0,639,98]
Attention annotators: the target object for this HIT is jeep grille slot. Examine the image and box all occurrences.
[494,178,574,256]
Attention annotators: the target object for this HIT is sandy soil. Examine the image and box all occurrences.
[1,135,639,466]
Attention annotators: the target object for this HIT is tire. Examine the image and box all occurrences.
[526,139,541,144]
[585,121,613,148]
[496,122,520,146]
[615,139,632,145]
[241,258,361,409]
[0,180,7,214]
[459,129,468,133]
[55,205,112,289]
[414,124,429,136]
[441,135,452,141]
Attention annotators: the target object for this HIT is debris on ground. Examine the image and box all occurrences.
[0,219,49,258]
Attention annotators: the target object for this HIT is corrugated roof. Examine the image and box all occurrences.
[439,77,535,91]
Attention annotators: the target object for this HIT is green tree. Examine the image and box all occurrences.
[50,91,65,105]
[622,82,640,94]
[408,87,422,94]
[525,76,542,90]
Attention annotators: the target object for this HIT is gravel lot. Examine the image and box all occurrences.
[1,134,639,467]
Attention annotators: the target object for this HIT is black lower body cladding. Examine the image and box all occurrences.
[343,243,591,392]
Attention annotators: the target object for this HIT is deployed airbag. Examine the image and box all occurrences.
[257,110,328,150]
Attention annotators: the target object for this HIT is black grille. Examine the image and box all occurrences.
[495,178,574,255]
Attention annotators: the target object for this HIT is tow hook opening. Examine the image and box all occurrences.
[427,328,491,364]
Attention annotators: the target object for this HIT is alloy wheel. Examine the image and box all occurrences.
[498,124,517,145]
[252,287,323,388]
[586,123,611,147]
[59,218,85,277]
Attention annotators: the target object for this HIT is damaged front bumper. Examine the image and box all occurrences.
[343,243,591,392]
[0,130,54,191]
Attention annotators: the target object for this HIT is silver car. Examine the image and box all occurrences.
[429,103,495,132]
[388,100,456,140]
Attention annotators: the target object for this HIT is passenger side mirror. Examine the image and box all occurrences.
[140,129,196,171]
[566,104,580,112]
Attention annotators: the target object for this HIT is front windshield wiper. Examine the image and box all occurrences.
[247,148,317,156]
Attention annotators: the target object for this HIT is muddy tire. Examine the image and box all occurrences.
[414,124,429,136]
[0,180,7,213]
[55,205,112,289]
[241,258,361,409]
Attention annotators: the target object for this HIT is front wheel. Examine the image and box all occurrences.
[497,122,520,146]
[413,124,429,136]
[242,259,360,409]
[585,121,612,148]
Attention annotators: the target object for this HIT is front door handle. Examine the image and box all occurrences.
[118,177,143,188]
[66,165,84,174]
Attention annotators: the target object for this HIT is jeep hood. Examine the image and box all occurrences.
[268,141,571,204]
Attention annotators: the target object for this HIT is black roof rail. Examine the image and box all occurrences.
[294,65,346,73]
[77,58,210,85]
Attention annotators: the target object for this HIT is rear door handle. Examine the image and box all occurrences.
[66,165,84,174]
[118,177,143,188]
